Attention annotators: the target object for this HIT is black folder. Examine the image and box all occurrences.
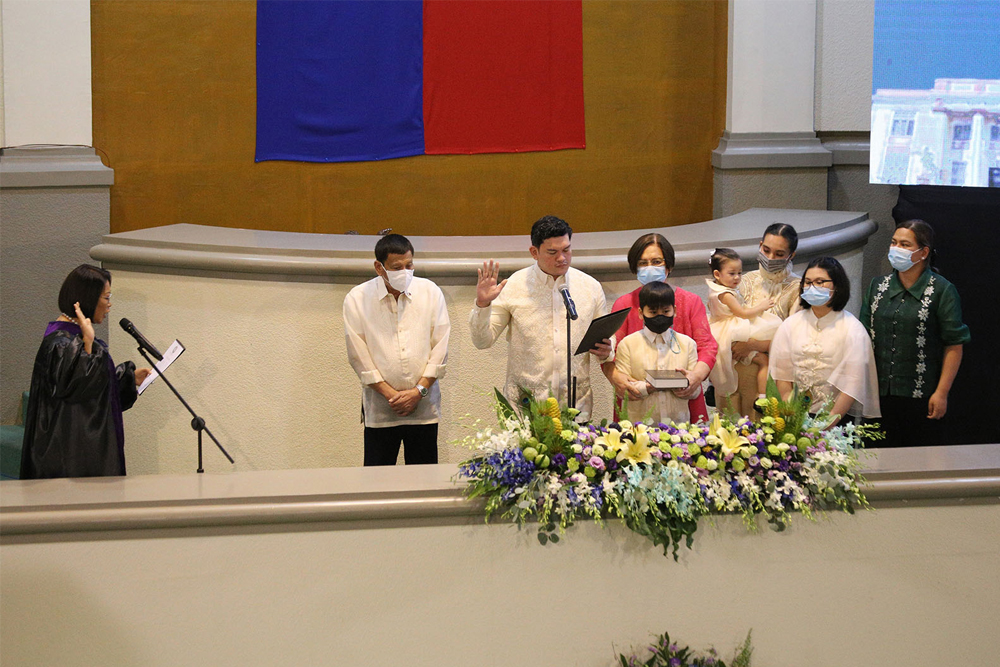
[574,307,631,355]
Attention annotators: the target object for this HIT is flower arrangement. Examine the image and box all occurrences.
[618,630,753,667]
[457,382,877,560]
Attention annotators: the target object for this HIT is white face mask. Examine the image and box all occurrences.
[801,285,831,307]
[636,265,667,285]
[382,266,414,293]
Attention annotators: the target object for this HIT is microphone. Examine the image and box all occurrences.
[119,318,163,361]
[559,286,578,321]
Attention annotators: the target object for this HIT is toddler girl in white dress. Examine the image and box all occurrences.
[706,248,782,399]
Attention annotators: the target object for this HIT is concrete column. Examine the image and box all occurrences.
[713,0,832,217]
[0,1,110,426]
[0,0,92,145]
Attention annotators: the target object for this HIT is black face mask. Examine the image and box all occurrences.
[643,314,673,334]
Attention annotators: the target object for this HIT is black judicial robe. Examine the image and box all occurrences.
[20,322,138,479]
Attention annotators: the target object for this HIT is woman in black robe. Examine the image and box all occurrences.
[20,265,151,478]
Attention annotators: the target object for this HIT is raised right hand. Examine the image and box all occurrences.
[476,260,507,308]
[73,302,95,353]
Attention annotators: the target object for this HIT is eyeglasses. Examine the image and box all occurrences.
[100,293,112,302]
[637,258,666,268]
[802,279,832,288]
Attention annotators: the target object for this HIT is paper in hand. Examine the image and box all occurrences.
[138,339,185,395]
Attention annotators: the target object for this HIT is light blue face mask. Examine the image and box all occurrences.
[637,265,667,285]
[801,285,832,307]
[888,246,919,272]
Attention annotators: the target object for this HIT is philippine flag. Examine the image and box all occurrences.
[255,0,585,163]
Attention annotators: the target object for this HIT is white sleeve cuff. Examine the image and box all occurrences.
[421,363,446,380]
[360,370,384,385]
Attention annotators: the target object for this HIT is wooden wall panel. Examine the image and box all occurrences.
[92,0,727,236]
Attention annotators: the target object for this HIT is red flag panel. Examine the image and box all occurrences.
[422,0,585,155]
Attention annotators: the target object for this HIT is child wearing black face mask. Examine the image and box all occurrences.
[613,282,700,424]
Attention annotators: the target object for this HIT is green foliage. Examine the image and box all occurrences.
[494,388,515,422]
[732,631,753,667]
[615,391,631,424]
[536,522,560,545]
[458,385,874,563]
[618,629,754,667]
[758,375,811,442]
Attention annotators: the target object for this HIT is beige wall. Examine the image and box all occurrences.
[110,270,625,474]
[2,501,997,666]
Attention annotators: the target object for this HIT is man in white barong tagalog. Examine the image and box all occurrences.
[469,215,612,421]
[344,234,451,466]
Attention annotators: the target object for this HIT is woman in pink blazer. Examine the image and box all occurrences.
[602,233,718,422]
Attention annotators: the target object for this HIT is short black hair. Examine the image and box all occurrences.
[374,233,414,264]
[58,264,111,320]
[638,281,675,311]
[799,256,850,312]
[710,247,742,273]
[530,215,572,248]
[762,223,799,254]
[626,233,675,274]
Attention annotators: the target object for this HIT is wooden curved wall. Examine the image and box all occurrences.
[92,0,727,236]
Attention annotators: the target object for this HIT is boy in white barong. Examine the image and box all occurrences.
[614,281,699,425]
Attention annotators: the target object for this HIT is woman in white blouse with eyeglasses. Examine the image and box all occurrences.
[768,257,880,426]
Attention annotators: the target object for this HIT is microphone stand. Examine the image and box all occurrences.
[565,304,576,410]
[136,346,234,473]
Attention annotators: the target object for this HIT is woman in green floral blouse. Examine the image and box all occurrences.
[860,220,970,447]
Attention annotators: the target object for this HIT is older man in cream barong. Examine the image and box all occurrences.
[469,215,612,421]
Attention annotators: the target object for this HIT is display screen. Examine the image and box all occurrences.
[870,0,1000,187]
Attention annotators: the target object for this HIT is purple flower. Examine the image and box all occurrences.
[551,453,567,467]
[669,644,679,652]
[669,658,681,667]
[458,448,535,501]
[588,456,605,471]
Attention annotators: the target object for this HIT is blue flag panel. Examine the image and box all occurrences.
[256,0,425,163]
